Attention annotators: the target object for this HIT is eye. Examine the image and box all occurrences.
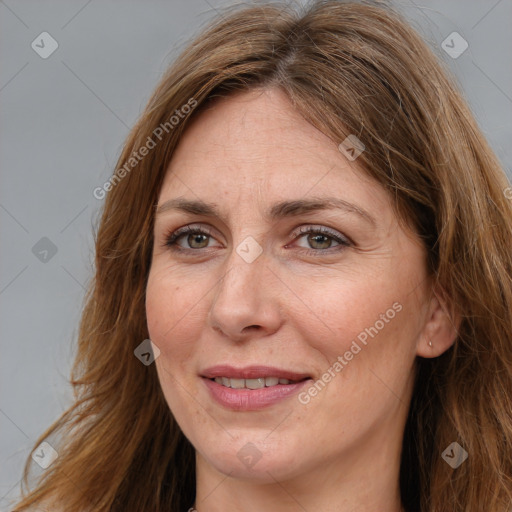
[163,224,220,251]
[162,224,352,255]
[291,226,351,254]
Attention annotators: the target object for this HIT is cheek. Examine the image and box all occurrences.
[294,269,418,375]
[294,279,417,428]
[291,277,386,352]
[145,266,204,366]
[146,267,207,425]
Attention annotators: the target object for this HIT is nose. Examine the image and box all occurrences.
[207,247,282,342]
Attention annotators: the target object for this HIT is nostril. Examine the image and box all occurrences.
[242,325,261,332]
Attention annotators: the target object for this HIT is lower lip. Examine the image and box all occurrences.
[203,378,310,411]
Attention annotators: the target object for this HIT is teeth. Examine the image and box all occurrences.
[246,378,265,389]
[213,377,295,389]
[230,378,245,389]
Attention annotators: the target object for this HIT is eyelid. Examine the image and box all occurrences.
[162,222,352,254]
[289,225,352,247]
[163,223,221,247]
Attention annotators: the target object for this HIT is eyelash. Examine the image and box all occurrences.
[162,224,352,256]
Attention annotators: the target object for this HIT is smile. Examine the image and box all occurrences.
[212,377,301,389]
[201,366,312,410]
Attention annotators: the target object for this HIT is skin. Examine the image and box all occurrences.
[145,87,458,512]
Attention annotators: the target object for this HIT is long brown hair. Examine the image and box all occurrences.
[12,1,512,511]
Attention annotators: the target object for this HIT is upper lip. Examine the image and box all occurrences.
[201,365,311,381]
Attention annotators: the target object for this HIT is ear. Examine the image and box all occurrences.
[416,285,461,358]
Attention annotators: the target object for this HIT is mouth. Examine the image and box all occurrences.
[210,376,308,389]
[201,365,312,410]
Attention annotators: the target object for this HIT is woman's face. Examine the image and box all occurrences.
[146,87,433,485]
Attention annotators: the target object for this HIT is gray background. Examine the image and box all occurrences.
[1,0,511,509]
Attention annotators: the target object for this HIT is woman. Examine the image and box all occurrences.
[12,1,512,511]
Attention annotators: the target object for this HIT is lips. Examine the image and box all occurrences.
[212,376,298,389]
[201,365,312,410]
[201,365,310,381]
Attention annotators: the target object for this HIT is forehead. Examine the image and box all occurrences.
[160,88,387,216]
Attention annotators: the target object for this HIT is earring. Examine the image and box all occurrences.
[428,339,433,347]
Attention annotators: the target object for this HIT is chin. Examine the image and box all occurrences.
[197,437,306,482]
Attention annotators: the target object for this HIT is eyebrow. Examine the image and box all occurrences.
[156,196,376,227]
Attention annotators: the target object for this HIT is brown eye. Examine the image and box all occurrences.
[293,226,350,254]
[186,233,210,249]
[164,225,218,251]
[307,233,334,250]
